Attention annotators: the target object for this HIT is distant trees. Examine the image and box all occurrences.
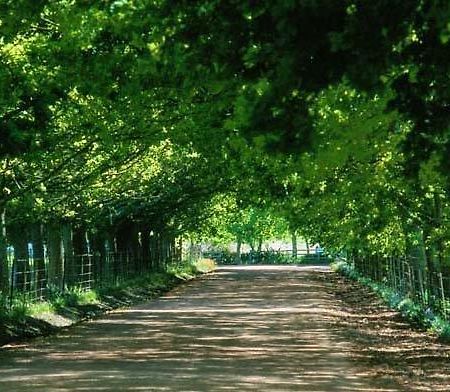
[191,193,289,254]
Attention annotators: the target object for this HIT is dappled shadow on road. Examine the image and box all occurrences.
[0,266,403,391]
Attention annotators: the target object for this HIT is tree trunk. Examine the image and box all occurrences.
[149,230,156,269]
[8,223,29,293]
[176,237,183,263]
[424,245,439,306]
[257,238,263,253]
[131,224,141,273]
[188,236,195,262]
[433,192,444,271]
[159,233,167,266]
[61,223,74,288]
[155,231,162,268]
[291,231,298,259]
[140,226,151,271]
[71,226,88,287]
[46,223,63,290]
[116,221,132,277]
[172,237,177,263]
[236,235,242,264]
[102,226,117,284]
[90,229,107,286]
[422,221,440,307]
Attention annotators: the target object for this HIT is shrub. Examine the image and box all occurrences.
[430,317,450,342]
[193,258,216,273]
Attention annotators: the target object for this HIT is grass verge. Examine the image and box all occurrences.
[0,258,216,347]
[331,259,450,342]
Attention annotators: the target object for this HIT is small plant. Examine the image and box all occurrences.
[430,317,450,342]
[27,301,54,316]
[75,289,99,305]
[193,258,216,273]
[167,262,197,280]
[52,287,99,308]
[8,298,29,321]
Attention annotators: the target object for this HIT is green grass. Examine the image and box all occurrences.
[167,258,217,278]
[331,259,450,342]
[1,297,28,322]
[27,301,55,316]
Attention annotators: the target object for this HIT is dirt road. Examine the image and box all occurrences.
[0,265,415,391]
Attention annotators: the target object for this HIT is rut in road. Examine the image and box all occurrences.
[0,265,403,391]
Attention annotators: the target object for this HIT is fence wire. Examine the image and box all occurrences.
[351,255,450,321]
[1,234,176,308]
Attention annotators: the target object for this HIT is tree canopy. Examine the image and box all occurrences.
[1,0,449,265]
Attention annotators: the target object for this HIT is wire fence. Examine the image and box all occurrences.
[0,224,179,308]
[350,255,450,321]
[6,251,153,304]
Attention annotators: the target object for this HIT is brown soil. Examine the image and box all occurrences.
[0,265,448,391]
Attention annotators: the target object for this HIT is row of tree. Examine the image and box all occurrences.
[1,1,449,286]
[169,1,450,274]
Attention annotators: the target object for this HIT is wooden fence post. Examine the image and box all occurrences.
[417,268,425,306]
[407,262,414,298]
[149,230,156,269]
[0,207,9,296]
[291,231,297,260]
[438,272,447,318]
[155,232,162,267]
[177,237,183,262]
[29,223,46,299]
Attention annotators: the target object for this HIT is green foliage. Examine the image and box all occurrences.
[56,287,99,308]
[430,317,450,342]
[208,249,328,265]
[194,193,290,249]
[0,294,51,323]
[236,251,297,265]
[1,296,29,322]
[166,262,198,280]
[192,258,217,274]
[331,260,361,281]
[27,301,54,316]
[1,1,450,302]
[167,258,216,279]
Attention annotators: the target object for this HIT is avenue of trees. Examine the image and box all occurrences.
[1,1,450,299]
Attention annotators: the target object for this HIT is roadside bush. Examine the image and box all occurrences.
[193,258,216,273]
